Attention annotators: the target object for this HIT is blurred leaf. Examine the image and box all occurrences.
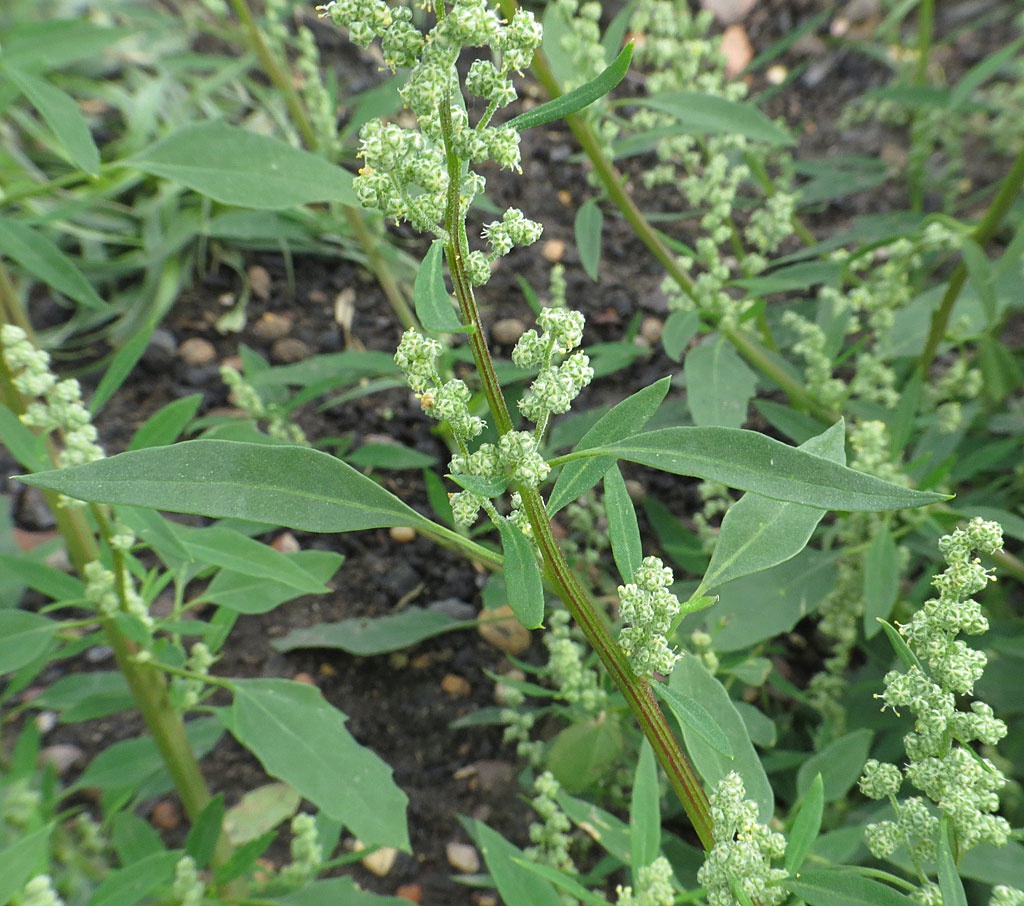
[415,241,463,332]
[223,783,300,845]
[653,682,732,757]
[0,20,132,72]
[556,791,631,863]
[272,607,473,656]
[278,877,412,905]
[793,156,889,206]
[507,43,633,132]
[129,395,202,451]
[977,334,1023,402]
[130,121,358,209]
[229,679,409,850]
[630,741,660,874]
[498,519,545,629]
[0,217,107,309]
[186,794,225,869]
[0,610,56,673]
[575,198,603,281]
[962,237,997,321]
[87,850,182,906]
[21,440,436,534]
[644,498,709,574]
[661,310,700,362]
[4,67,100,174]
[685,335,757,429]
[348,443,437,470]
[548,377,671,515]
[0,825,51,905]
[783,870,917,905]
[733,261,841,295]
[938,818,969,906]
[467,819,563,906]
[697,421,844,597]
[0,553,83,604]
[32,671,132,723]
[90,322,155,415]
[785,774,824,873]
[568,425,948,511]
[862,526,899,639]
[604,465,641,582]
[631,91,795,146]
[797,729,872,803]
[204,550,344,615]
[671,657,773,823]
[0,404,48,472]
[547,715,625,794]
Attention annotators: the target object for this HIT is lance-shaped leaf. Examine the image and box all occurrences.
[507,43,633,132]
[562,423,947,512]
[19,440,433,533]
[695,421,844,596]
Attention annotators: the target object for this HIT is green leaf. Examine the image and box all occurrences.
[110,812,164,866]
[468,819,564,906]
[507,43,633,132]
[347,443,437,470]
[497,519,545,629]
[223,783,300,845]
[684,335,757,429]
[782,870,917,906]
[169,524,328,595]
[566,424,947,512]
[706,548,837,651]
[32,671,133,723]
[629,741,661,873]
[796,729,872,803]
[962,237,997,322]
[661,310,700,363]
[696,422,845,597]
[785,774,824,874]
[186,794,225,868]
[0,825,51,905]
[87,850,182,906]
[511,858,614,906]
[938,818,969,906]
[0,554,83,604]
[547,715,625,794]
[632,91,795,146]
[556,791,631,863]
[548,377,671,515]
[278,877,413,906]
[0,216,107,310]
[575,198,604,281]
[862,525,899,639]
[130,121,358,209]
[20,439,434,534]
[0,404,48,472]
[604,465,641,582]
[203,550,344,615]
[415,241,464,332]
[271,607,473,656]
[90,323,155,416]
[0,610,57,674]
[878,619,925,672]
[652,682,732,758]
[229,678,409,850]
[671,657,773,823]
[213,831,276,885]
[5,68,100,174]
[129,395,203,451]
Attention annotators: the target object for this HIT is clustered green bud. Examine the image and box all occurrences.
[544,610,607,713]
[171,855,205,906]
[173,642,217,710]
[2,324,104,471]
[860,519,1013,864]
[697,772,787,906]
[616,856,676,906]
[21,875,64,906]
[84,560,153,630]
[617,557,682,678]
[513,307,594,425]
[221,364,307,444]
[281,813,323,884]
[525,771,575,874]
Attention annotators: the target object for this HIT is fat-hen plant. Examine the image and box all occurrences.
[2,2,1022,906]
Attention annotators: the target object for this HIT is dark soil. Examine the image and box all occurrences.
[3,1,1020,904]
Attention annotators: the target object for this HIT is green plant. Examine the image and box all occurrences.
[1,2,1022,906]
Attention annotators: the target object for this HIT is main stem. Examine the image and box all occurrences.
[438,89,715,850]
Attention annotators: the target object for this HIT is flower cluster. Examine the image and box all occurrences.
[84,559,152,630]
[617,557,682,678]
[525,771,575,874]
[171,856,205,906]
[616,856,676,906]
[543,609,607,713]
[221,363,308,444]
[859,519,1013,862]
[21,876,64,906]
[321,0,543,240]
[2,324,104,470]
[171,642,216,710]
[513,306,594,425]
[697,772,787,906]
[281,813,324,884]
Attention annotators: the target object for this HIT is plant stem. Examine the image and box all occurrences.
[916,143,1024,375]
[496,0,836,424]
[437,82,715,849]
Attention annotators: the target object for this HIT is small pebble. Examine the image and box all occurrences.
[625,479,646,503]
[428,598,476,621]
[292,672,316,686]
[469,760,515,792]
[493,669,526,706]
[491,317,526,345]
[38,744,84,775]
[361,846,398,877]
[477,605,531,655]
[396,883,423,903]
[441,673,471,699]
[639,316,663,345]
[142,329,177,371]
[541,238,565,263]
[252,311,291,343]
[248,264,272,300]
[389,526,416,543]
[271,337,311,363]
[271,532,301,553]
[150,799,181,831]
[85,645,114,664]
[178,337,217,367]
[446,842,481,874]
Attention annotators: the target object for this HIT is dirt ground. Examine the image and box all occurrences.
[3,1,1020,903]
